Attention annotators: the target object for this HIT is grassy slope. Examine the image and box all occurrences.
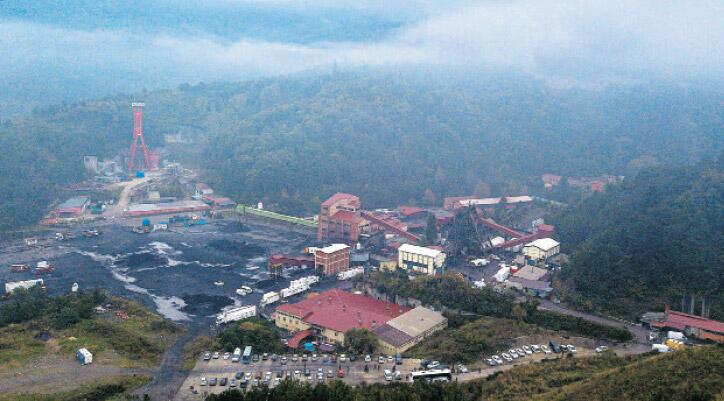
[405,316,548,364]
[0,375,152,401]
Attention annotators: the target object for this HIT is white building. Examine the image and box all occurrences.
[398,244,446,275]
[523,238,560,261]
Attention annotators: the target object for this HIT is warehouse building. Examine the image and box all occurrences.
[397,244,446,275]
[273,289,409,348]
[374,306,447,355]
[523,238,560,261]
[53,196,90,218]
[314,243,351,276]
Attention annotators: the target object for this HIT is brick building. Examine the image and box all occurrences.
[317,193,369,243]
[314,244,350,276]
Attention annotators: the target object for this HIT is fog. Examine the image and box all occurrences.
[1,0,722,115]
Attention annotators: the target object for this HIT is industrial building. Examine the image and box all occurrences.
[647,307,724,344]
[273,289,409,348]
[53,196,91,218]
[124,200,210,217]
[314,244,351,276]
[523,238,560,261]
[373,306,447,355]
[317,193,369,243]
[397,244,446,275]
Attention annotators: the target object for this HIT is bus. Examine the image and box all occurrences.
[242,346,253,364]
[410,368,452,383]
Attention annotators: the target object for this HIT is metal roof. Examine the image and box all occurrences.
[524,238,560,251]
[398,244,443,258]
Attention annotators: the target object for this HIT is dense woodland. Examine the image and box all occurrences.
[205,346,724,401]
[1,72,722,231]
[553,157,724,320]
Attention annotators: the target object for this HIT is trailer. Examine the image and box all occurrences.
[260,291,280,307]
[337,266,364,281]
[280,276,319,298]
[216,305,257,325]
[5,279,44,294]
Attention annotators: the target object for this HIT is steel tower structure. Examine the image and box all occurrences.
[128,102,151,172]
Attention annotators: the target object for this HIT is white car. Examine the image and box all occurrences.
[200,377,208,386]
[484,358,496,366]
[212,352,220,359]
[531,344,541,353]
[595,346,609,353]
[427,361,441,369]
[516,348,525,357]
[501,353,512,362]
[493,355,504,364]
[509,350,519,359]
[541,345,551,354]
[339,353,347,362]
[223,352,231,360]
[522,346,532,355]
[457,364,469,373]
[567,345,577,353]
[364,355,372,362]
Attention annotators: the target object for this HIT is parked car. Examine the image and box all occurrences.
[235,372,242,380]
[541,344,551,354]
[493,355,504,364]
[516,348,525,357]
[378,356,385,364]
[595,346,609,353]
[365,354,372,362]
[501,353,512,362]
[567,345,577,353]
[209,378,217,386]
[339,353,347,362]
[223,352,231,360]
[200,377,208,386]
[203,352,212,361]
[549,341,563,353]
[212,352,220,359]
[484,358,496,366]
[337,368,345,378]
[327,369,334,378]
[262,353,269,360]
[271,354,278,361]
[384,369,393,381]
[281,356,288,365]
[252,354,259,362]
[220,377,227,386]
[457,364,469,373]
[395,353,403,365]
[522,346,532,355]
[292,354,299,362]
[531,344,541,353]
[312,353,318,361]
[509,349,519,359]
[427,360,441,369]
[349,354,357,362]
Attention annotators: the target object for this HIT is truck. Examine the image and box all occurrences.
[34,261,55,274]
[493,264,510,282]
[232,347,242,363]
[215,305,257,325]
[337,266,364,281]
[280,276,319,298]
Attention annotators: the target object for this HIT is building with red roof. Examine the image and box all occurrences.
[317,193,369,243]
[273,289,409,347]
[650,307,724,344]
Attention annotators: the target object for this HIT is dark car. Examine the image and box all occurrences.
[252,354,260,362]
[304,368,311,377]
[331,355,337,363]
[271,354,278,361]
[549,341,563,353]
[262,353,269,360]
[209,378,217,386]
[235,372,243,380]
[220,377,227,386]
[349,354,357,362]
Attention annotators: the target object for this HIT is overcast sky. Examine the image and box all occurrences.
[1,0,722,114]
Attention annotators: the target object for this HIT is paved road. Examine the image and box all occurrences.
[537,299,649,343]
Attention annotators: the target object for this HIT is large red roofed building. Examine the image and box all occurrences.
[273,289,409,346]
[650,307,724,344]
[317,193,369,243]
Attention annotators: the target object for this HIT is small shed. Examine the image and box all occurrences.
[76,348,93,365]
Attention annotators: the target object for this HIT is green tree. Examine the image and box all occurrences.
[344,328,378,354]
[425,213,438,245]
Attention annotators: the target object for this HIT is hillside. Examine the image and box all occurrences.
[553,156,724,320]
[1,73,722,230]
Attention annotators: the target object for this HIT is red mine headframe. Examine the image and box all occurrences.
[128,102,151,172]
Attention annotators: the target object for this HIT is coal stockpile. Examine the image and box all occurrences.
[180,294,234,316]
[208,239,265,258]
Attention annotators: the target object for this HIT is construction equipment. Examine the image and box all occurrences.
[128,102,151,172]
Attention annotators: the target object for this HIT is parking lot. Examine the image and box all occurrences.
[174,341,604,400]
[175,353,423,400]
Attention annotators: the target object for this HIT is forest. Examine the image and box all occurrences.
[553,156,724,320]
[1,72,722,231]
